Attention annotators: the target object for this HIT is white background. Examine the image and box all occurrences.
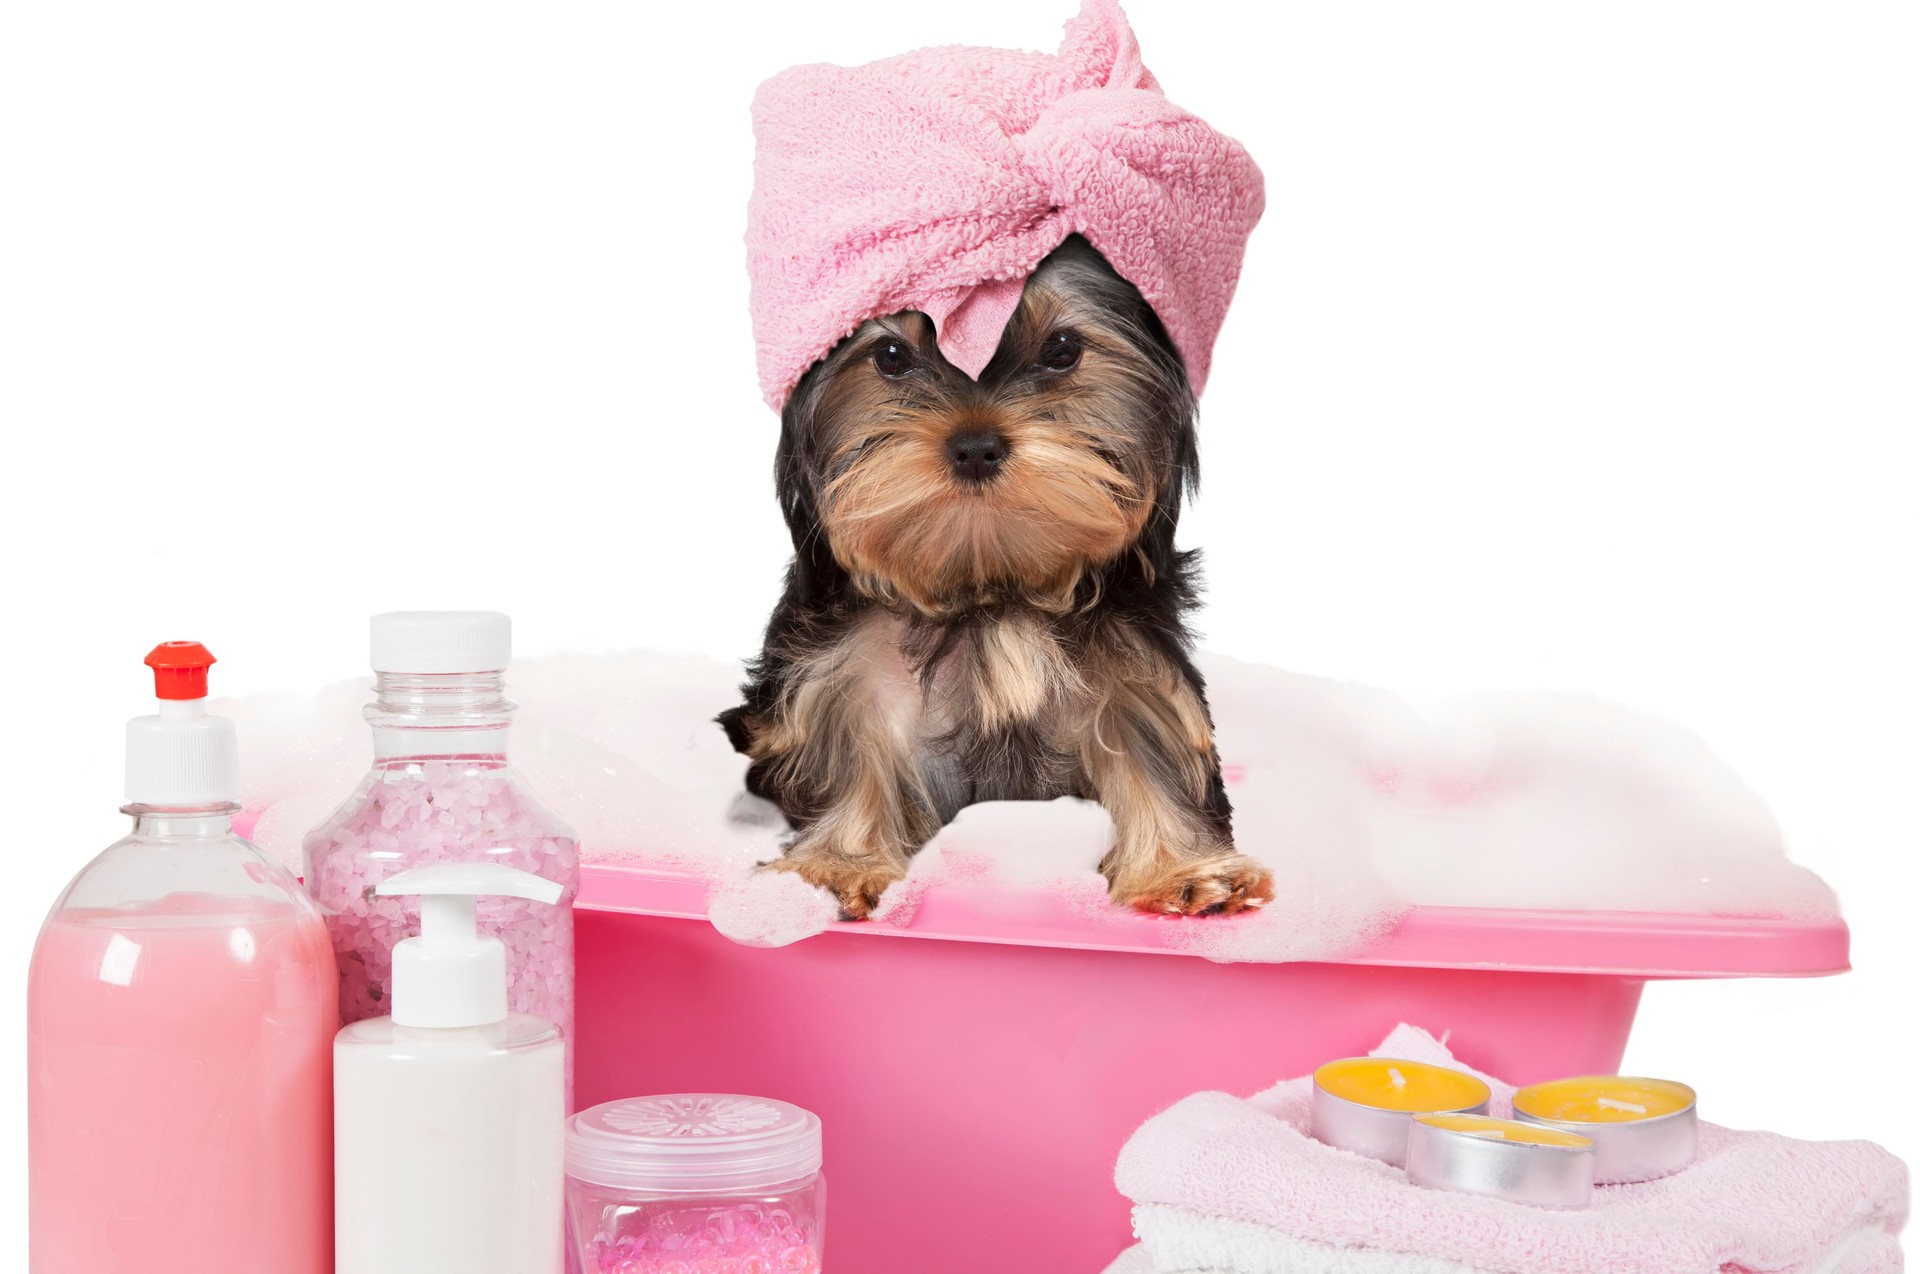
[2,0,1915,1258]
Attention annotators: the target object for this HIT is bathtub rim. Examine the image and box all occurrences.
[577,861,1850,981]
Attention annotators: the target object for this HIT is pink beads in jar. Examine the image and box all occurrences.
[566,1095,826,1274]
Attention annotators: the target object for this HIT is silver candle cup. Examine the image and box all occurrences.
[1406,1114,1597,1209]
[1511,1077,1699,1184]
[1310,1059,1491,1167]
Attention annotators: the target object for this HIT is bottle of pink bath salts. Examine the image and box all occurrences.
[28,642,337,1274]
[304,611,579,1101]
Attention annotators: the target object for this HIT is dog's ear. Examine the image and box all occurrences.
[772,386,816,546]
[1135,463,1194,594]
[1135,303,1202,572]
[774,369,850,607]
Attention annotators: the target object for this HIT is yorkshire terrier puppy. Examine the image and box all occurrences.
[720,236,1275,919]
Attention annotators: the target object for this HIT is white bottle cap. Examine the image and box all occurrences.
[369,611,512,674]
[125,642,240,806]
[375,863,564,1029]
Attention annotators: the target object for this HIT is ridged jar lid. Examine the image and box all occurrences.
[566,1095,823,1193]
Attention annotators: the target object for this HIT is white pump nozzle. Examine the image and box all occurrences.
[376,863,565,1029]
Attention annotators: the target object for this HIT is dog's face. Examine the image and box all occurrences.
[777,236,1197,615]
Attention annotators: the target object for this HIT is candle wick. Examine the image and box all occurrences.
[1388,1067,1407,1090]
[1598,1098,1648,1115]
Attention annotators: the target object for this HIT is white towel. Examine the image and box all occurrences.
[1103,1241,1226,1274]
[1114,1212,1897,1274]
[1131,1206,1490,1274]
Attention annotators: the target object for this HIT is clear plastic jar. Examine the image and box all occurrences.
[304,613,578,1098]
[566,1095,826,1274]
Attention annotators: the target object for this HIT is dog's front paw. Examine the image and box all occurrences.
[1109,852,1274,917]
[764,854,906,921]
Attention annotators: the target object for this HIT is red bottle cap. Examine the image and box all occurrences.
[145,641,217,701]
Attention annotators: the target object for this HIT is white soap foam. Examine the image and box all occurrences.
[707,866,843,949]
[223,648,1839,964]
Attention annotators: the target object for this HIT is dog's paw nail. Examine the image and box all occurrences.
[1117,853,1274,918]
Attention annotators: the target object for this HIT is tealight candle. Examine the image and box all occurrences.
[1406,1114,1596,1208]
[1310,1058,1492,1166]
[1512,1076,1698,1183]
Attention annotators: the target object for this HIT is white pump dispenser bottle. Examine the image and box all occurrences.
[333,863,566,1274]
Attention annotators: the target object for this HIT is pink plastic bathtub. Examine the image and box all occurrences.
[575,864,1848,1274]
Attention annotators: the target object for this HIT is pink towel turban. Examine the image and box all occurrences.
[746,0,1266,410]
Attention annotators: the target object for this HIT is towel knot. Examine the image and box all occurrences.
[746,0,1264,408]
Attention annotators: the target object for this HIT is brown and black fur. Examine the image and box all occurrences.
[720,236,1274,919]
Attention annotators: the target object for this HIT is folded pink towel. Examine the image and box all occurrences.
[1115,1025,1909,1274]
[746,0,1264,408]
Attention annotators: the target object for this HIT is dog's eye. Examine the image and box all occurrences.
[1039,330,1083,373]
[873,339,914,379]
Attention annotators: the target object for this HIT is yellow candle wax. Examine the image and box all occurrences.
[1313,1058,1492,1113]
[1415,1114,1594,1148]
[1513,1076,1696,1124]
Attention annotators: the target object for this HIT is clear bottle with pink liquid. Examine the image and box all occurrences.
[28,642,337,1274]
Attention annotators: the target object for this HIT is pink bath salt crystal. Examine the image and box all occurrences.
[304,762,578,1095]
[575,1188,823,1274]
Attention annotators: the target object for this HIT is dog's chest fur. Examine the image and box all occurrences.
[865,607,1090,818]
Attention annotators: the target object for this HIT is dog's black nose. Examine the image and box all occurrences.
[947,429,1009,482]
